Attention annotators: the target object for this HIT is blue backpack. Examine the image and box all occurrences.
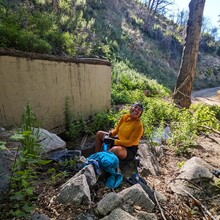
[86,151,123,189]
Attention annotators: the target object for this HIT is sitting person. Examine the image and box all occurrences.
[95,103,144,161]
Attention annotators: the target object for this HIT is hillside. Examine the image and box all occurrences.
[0,0,220,90]
[92,0,220,89]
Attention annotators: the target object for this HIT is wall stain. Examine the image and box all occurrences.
[1,104,7,122]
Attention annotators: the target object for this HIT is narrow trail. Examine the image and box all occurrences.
[192,86,220,106]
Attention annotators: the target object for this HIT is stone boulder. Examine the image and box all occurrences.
[101,208,137,220]
[0,148,14,198]
[118,184,155,212]
[96,192,123,216]
[56,174,91,206]
[169,157,215,196]
[34,128,66,154]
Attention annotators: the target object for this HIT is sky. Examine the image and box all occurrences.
[173,0,219,27]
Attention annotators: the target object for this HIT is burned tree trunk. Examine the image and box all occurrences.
[173,0,206,108]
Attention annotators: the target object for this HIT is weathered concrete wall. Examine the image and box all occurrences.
[0,51,111,133]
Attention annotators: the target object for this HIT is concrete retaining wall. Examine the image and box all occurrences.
[0,50,111,133]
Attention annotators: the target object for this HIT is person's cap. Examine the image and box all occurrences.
[132,103,144,112]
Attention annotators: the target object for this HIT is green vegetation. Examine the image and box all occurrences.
[2,104,51,219]
[65,97,86,140]
[0,0,219,89]
[0,0,95,56]
[65,97,117,140]
[111,61,170,104]
[213,179,220,189]
[0,141,7,150]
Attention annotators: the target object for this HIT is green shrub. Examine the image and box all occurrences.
[65,97,86,140]
[190,103,220,131]
[3,104,51,219]
[167,110,198,154]
[66,119,86,140]
[208,105,220,121]
[139,98,220,154]
[90,110,116,133]
[166,103,220,154]
[111,61,170,105]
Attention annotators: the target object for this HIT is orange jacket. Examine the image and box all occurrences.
[110,114,143,147]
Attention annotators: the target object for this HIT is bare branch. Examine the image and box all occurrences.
[180,188,216,220]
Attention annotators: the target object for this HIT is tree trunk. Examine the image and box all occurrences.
[173,0,206,108]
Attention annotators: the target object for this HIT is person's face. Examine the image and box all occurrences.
[130,105,143,118]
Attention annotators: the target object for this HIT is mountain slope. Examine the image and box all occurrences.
[0,0,219,90]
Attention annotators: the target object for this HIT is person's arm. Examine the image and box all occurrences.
[114,123,143,147]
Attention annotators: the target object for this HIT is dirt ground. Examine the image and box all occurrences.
[32,132,220,220]
[33,122,220,219]
[192,86,220,106]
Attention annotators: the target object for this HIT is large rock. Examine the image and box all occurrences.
[137,144,160,176]
[97,192,123,216]
[0,148,14,198]
[118,184,155,212]
[178,163,213,180]
[56,174,91,206]
[180,157,215,173]
[74,164,98,186]
[136,211,158,220]
[101,208,137,220]
[35,128,66,154]
[0,130,14,141]
[169,157,215,196]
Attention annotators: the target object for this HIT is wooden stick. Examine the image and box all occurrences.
[200,131,219,144]
[153,191,167,220]
[199,125,220,135]
[80,135,88,150]
[180,188,216,220]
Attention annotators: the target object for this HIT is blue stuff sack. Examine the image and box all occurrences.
[86,151,123,189]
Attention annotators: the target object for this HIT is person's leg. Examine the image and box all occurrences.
[109,146,127,159]
[95,131,109,152]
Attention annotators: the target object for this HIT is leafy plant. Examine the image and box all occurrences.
[49,171,68,185]
[177,161,185,168]
[9,164,37,218]
[139,98,220,155]
[2,104,51,218]
[11,130,41,156]
[208,105,220,121]
[213,179,220,189]
[90,110,116,132]
[21,103,37,131]
[111,61,170,105]
[65,97,117,138]
[0,141,7,150]
[191,103,220,132]
[65,97,86,140]
[11,103,41,155]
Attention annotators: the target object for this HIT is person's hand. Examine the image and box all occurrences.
[103,136,115,147]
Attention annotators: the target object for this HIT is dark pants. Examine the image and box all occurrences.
[124,145,138,160]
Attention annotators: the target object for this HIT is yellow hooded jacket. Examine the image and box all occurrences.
[110,114,143,147]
